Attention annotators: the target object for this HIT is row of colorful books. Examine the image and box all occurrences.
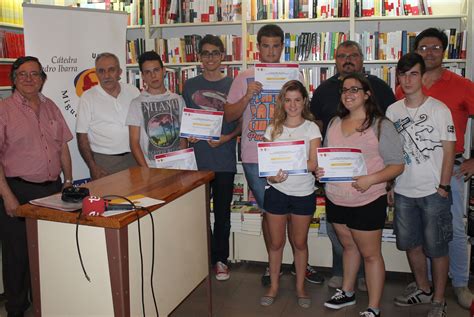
[247,32,348,62]
[355,0,433,17]
[249,0,351,20]
[76,0,144,26]
[0,0,23,25]
[356,29,468,61]
[126,65,242,94]
[151,0,242,25]
[0,30,24,59]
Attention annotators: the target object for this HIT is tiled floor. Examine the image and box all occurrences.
[0,262,470,316]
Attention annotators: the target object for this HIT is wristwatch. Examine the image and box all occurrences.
[438,184,451,192]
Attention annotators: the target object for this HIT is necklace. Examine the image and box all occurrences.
[283,120,304,138]
[404,96,427,123]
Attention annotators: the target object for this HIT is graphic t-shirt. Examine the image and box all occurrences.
[226,68,303,163]
[126,90,185,167]
[386,97,456,197]
[182,75,237,172]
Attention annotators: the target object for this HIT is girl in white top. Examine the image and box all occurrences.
[260,80,322,308]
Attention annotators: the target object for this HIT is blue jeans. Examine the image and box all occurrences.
[394,192,453,258]
[447,164,469,287]
[242,163,267,209]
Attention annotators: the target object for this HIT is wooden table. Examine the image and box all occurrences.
[16,167,214,317]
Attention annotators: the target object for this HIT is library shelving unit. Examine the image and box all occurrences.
[0,21,24,94]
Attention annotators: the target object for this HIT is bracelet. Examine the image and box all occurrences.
[64,179,73,184]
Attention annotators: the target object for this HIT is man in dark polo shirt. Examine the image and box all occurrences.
[310,40,396,291]
[0,56,73,317]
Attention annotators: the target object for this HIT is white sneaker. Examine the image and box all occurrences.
[215,261,230,281]
[453,286,474,309]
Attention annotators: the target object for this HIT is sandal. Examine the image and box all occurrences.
[260,295,276,306]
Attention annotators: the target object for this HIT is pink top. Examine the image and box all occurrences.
[325,118,386,207]
[0,91,73,182]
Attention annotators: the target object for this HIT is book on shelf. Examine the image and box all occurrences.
[355,0,433,17]
[0,64,11,86]
[126,38,146,64]
[152,0,241,25]
[249,0,350,20]
[0,30,24,58]
[0,0,23,25]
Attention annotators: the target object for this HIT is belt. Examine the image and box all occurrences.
[109,152,131,157]
[8,177,58,186]
[455,153,464,159]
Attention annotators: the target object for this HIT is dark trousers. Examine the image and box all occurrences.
[210,172,235,265]
[0,177,61,314]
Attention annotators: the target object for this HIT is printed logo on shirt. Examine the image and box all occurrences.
[246,92,276,142]
[392,114,442,166]
[447,125,455,133]
[141,98,181,160]
[191,89,227,111]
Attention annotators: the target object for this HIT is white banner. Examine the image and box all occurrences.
[23,4,128,183]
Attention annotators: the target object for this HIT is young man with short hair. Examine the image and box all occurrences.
[395,28,474,309]
[182,35,241,281]
[224,24,324,287]
[126,51,186,167]
[386,52,456,317]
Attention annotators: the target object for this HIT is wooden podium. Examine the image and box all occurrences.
[16,167,214,317]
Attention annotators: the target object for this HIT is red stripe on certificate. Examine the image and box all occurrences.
[155,148,194,159]
[317,148,362,153]
[183,108,224,116]
[255,63,299,68]
[258,140,305,148]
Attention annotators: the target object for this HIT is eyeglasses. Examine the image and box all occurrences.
[417,45,443,53]
[142,67,163,76]
[200,50,222,59]
[340,87,365,94]
[336,53,361,60]
[16,71,42,80]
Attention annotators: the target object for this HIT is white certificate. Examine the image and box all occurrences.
[255,63,300,92]
[179,108,223,141]
[317,147,367,182]
[154,148,198,171]
[257,140,308,177]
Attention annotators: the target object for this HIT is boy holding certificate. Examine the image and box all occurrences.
[260,80,321,308]
[126,51,187,167]
[386,53,456,317]
[183,35,241,281]
[224,24,325,287]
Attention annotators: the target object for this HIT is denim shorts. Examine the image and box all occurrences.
[394,192,453,258]
[263,186,316,216]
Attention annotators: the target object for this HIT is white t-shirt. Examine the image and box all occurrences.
[76,83,140,154]
[386,96,456,198]
[263,120,322,196]
[126,90,185,167]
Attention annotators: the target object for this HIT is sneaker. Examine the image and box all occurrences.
[358,277,368,292]
[215,261,230,281]
[453,286,474,309]
[324,289,356,309]
[359,308,380,317]
[427,301,447,317]
[327,276,343,289]
[261,266,283,287]
[394,287,432,306]
[290,263,325,284]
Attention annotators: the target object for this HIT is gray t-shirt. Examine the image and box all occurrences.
[182,75,237,172]
[126,90,185,167]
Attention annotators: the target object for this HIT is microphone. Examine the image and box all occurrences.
[82,196,135,216]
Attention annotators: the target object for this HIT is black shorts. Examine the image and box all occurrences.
[264,186,316,216]
[326,195,387,231]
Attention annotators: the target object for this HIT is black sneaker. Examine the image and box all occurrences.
[261,266,283,287]
[290,263,325,284]
[324,289,356,309]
